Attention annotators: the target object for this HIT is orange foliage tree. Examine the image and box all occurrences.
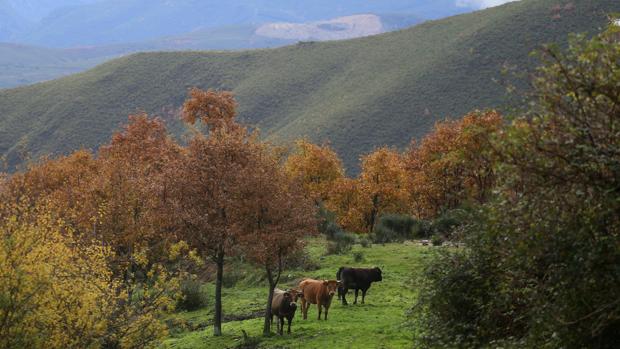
[325,147,408,234]
[324,177,365,232]
[171,88,263,336]
[405,110,502,218]
[284,140,345,204]
[357,147,409,233]
[95,113,182,264]
[0,114,187,348]
[238,148,317,335]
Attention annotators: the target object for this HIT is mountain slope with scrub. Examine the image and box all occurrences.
[0,0,616,172]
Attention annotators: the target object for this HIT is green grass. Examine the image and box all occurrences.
[163,238,436,348]
[0,0,617,173]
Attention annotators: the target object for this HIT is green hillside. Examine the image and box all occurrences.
[0,0,616,172]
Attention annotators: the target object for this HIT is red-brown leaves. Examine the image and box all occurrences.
[182,88,237,132]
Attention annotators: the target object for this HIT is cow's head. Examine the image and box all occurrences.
[282,291,295,307]
[289,288,304,302]
[374,267,383,282]
[323,280,339,297]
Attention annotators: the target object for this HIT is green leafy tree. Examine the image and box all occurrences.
[413,29,620,348]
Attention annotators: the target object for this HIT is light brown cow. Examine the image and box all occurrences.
[298,278,340,320]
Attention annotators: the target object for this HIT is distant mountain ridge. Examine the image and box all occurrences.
[1,0,470,47]
[0,0,616,173]
[0,13,424,89]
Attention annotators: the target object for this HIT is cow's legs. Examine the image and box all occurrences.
[324,305,329,320]
[287,317,292,334]
[362,288,368,304]
[317,304,322,320]
[279,317,284,335]
[301,299,308,320]
[354,288,359,304]
[341,288,349,305]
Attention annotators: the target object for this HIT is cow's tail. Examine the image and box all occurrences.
[336,267,344,300]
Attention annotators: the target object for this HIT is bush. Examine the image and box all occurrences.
[326,231,356,255]
[352,251,365,262]
[285,248,320,271]
[177,277,208,311]
[431,234,444,246]
[222,266,246,288]
[413,32,620,348]
[359,237,372,248]
[372,214,418,243]
[411,248,502,348]
[317,205,340,239]
[411,220,433,239]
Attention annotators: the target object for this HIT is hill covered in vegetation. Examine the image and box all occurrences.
[0,0,616,172]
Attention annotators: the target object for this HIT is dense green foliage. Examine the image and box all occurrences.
[412,28,620,348]
[1,0,616,172]
[372,214,418,243]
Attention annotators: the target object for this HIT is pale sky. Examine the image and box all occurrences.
[456,0,520,9]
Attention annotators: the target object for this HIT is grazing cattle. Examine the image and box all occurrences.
[336,267,382,305]
[298,278,340,320]
[271,288,302,335]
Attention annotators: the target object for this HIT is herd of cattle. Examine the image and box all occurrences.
[270,267,383,335]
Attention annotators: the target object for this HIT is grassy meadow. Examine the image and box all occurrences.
[163,238,436,349]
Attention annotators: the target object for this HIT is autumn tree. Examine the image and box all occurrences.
[0,115,184,348]
[324,177,365,232]
[93,114,183,348]
[171,88,257,336]
[0,200,114,349]
[95,113,182,265]
[405,111,502,218]
[357,147,409,233]
[238,146,317,335]
[284,139,345,204]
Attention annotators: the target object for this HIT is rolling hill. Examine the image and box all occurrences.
[0,0,616,173]
[8,0,467,47]
[0,14,423,89]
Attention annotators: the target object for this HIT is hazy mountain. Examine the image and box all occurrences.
[0,13,424,89]
[11,0,468,47]
[1,0,614,172]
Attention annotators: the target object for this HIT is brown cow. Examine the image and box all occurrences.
[271,288,303,335]
[298,279,340,320]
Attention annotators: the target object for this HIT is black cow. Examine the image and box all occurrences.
[336,267,382,305]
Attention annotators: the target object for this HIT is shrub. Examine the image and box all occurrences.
[177,277,208,311]
[411,220,432,239]
[285,248,320,271]
[317,205,340,239]
[432,215,459,235]
[411,248,502,348]
[413,31,620,348]
[222,266,246,287]
[326,231,355,255]
[431,234,444,246]
[359,237,372,248]
[353,251,365,262]
[372,214,417,243]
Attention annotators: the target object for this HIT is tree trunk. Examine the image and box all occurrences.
[263,268,275,336]
[214,250,224,336]
[263,284,276,336]
[263,257,283,337]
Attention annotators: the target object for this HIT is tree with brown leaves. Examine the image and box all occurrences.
[284,139,345,204]
[239,148,317,336]
[405,110,502,218]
